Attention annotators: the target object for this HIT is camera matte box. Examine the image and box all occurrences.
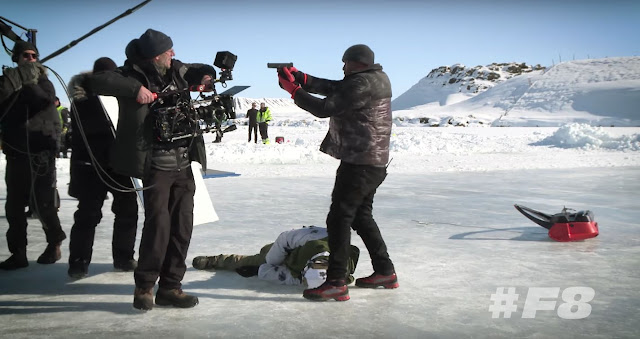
[214,51,237,70]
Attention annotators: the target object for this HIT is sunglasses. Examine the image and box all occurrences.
[22,52,38,59]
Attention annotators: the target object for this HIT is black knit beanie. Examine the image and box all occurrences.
[12,40,39,62]
[93,57,117,73]
[342,44,374,66]
[137,29,173,59]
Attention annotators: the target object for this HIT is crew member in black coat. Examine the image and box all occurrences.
[246,102,258,143]
[0,40,66,270]
[66,57,139,279]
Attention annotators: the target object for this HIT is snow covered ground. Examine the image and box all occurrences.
[0,122,639,338]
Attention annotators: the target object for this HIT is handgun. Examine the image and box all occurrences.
[267,63,293,69]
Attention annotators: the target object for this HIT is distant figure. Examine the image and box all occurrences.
[55,97,70,158]
[0,40,66,270]
[277,44,397,301]
[246,102,258,143]
[192,226,359,289]
[257,102,272,144]
[66,57,139,279]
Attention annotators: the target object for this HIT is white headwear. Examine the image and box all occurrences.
[302,251,329,289]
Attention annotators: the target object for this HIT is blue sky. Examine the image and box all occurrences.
[1,0,639,105]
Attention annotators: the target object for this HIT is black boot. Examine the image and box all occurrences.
[133,287,154,311]
[0,253,28,270]
[114,259,138,272]
[155,288,199,308]
[235,266,259,277]
[37,243,61,264]
[68,259,89,279]
[192,255,220,270]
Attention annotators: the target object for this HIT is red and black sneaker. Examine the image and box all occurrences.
[355,272,399,289]
[303,279,350,301]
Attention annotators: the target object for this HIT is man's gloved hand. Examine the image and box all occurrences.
[278,67,301,99]
[21,63,42,85]
[18,63,42,85]
[286,66,307,86]
[72,85,88,101]
[2,63,42,92]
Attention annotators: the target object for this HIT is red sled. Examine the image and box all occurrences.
[514,204,599,242]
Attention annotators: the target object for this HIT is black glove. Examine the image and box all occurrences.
[235,266,259,278]
[2,63,41,92]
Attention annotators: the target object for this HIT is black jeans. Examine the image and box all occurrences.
[68,163,138,264]
[248,124,258,143]
[4,151,66,254]
[326,162,394,280]
[135,167,195,290]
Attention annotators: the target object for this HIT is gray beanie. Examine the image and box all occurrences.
[12,40,39,62]
[137,29,173,59]
[342,44,374,66]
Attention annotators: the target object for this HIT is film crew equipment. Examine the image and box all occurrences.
[149,51,249,143]
[214,51,237,84]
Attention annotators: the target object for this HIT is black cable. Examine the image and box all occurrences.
[47,65,147,194]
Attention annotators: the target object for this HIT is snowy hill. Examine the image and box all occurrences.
[391,56,640,127]
[234,57,639,127]
[391,62,545,111]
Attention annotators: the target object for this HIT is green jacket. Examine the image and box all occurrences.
[284,238,359,280]
[257,107,272,124]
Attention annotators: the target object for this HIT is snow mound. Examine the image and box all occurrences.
[534,123,640,150]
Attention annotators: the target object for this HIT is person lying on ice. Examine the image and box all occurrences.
[192,226,359,289]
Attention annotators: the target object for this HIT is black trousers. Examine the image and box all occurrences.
[326,162,394,280]
[135,167,195,290]
[68,163,138,264]
[4,151,66,254]
[258,122,269,142]
[248,124,258,143]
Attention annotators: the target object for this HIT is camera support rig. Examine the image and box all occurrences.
[150,51,249,143]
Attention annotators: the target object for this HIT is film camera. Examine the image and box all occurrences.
[152,51,249,143]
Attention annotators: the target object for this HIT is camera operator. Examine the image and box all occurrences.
[276,44,397,302]
[81,29,216,311]
[0,40,66,270]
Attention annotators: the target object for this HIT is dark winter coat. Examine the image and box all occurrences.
[68,72,114,165]
[0,67,61,156]
[84,59,215,179]
[246,108,258,125]
[293,64,392,166]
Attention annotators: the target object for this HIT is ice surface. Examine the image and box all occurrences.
[1,126,639,338]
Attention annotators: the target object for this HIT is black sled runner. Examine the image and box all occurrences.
[514,204,599,242]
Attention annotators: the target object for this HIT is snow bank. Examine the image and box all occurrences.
[535,123,640,150]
